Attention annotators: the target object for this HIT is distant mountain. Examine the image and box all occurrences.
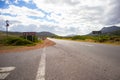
[88,26,120,36]
[0,30,57,37]
[37,31,57,37]
[101,26,120,33]
[0,30,22,36]
[107,30,120,36]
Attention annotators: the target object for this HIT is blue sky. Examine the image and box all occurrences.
[0,0,120,36]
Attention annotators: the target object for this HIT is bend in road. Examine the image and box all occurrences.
[0,38,120,80]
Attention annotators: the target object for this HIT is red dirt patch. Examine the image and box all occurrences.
[0,39,56,53]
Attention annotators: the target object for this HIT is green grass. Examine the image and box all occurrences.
[0,32,44,50]
[0,32,42,46]
[0,36,34,46]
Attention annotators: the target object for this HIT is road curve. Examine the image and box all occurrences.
[46,38,120,80]
[0,38,120,80]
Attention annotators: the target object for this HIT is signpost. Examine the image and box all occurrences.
[5,20,9,37]
[23,32,36,42]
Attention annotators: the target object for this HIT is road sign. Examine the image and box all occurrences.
[23,32,36,36]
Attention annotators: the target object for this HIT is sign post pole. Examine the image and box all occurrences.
[6,20,9,38]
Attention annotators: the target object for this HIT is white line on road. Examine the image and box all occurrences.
[36,47,46,80]
[86,44,94,47]
[0,73,10,79]
[0,66,16,79]
[0,67,16,73]
[80,44,94,47]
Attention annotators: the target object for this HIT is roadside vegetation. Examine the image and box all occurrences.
[53,34,120,45]
[0,36,35,46]
[0,32,42,50]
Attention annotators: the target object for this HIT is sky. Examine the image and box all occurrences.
[0,0,120,36]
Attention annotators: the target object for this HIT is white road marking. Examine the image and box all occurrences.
[86,44,94,47]
[80,44,94,47]
[0,66,16,79]
[0,67,15,73]
[0,73,10,79]
[36,47,46,80]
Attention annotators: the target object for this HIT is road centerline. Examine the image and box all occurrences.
[36,47,46,80]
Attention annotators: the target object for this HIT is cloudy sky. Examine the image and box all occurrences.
[0,0,120,36]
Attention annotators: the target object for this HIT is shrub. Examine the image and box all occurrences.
[109,36,120,42]
[2,37,34,46]
[72,36,86,40]
[21,35,38,42]
[92,35,110,42]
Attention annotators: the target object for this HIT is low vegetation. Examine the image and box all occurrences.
[53,35,120,45]
[0,37,35,46]
[0,32,42,47]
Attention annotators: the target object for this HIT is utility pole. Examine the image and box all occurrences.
[6,20,9,37]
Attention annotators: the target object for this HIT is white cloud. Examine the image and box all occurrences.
[80,0,106,7]
[0,0,120,35]
[104,0,120,25]
[23,0,31,3]
[5,0,9,4]
[32,0,109,35]
[14,0,18,4]
[1,5,45,17]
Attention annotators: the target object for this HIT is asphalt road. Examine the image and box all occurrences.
[0,38,120,80]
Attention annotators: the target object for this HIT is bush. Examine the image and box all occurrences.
[92,35,110,42]
[2,37,34,46]
[109,36,120,42]
[21,35,38,42]
[72,36,86,40]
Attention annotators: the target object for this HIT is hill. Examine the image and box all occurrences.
[101,26,120,33]
[37,31,57,37]
[0,31,22,36]
[109,30,120,36]
[0,31,57,37]
[88,26,120,36]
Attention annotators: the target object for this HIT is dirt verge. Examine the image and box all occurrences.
[0,39,56,54]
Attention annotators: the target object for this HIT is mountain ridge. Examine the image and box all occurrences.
[88,26,120,36]
[101,26,120,33]
[0,30,57,37]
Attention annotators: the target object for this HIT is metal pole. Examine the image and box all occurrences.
[32,35,33,42]
[6,20,9,38]
[6,26,8,37]
[26,35,27,40]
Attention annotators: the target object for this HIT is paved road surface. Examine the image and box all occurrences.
[0,38,120,80]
